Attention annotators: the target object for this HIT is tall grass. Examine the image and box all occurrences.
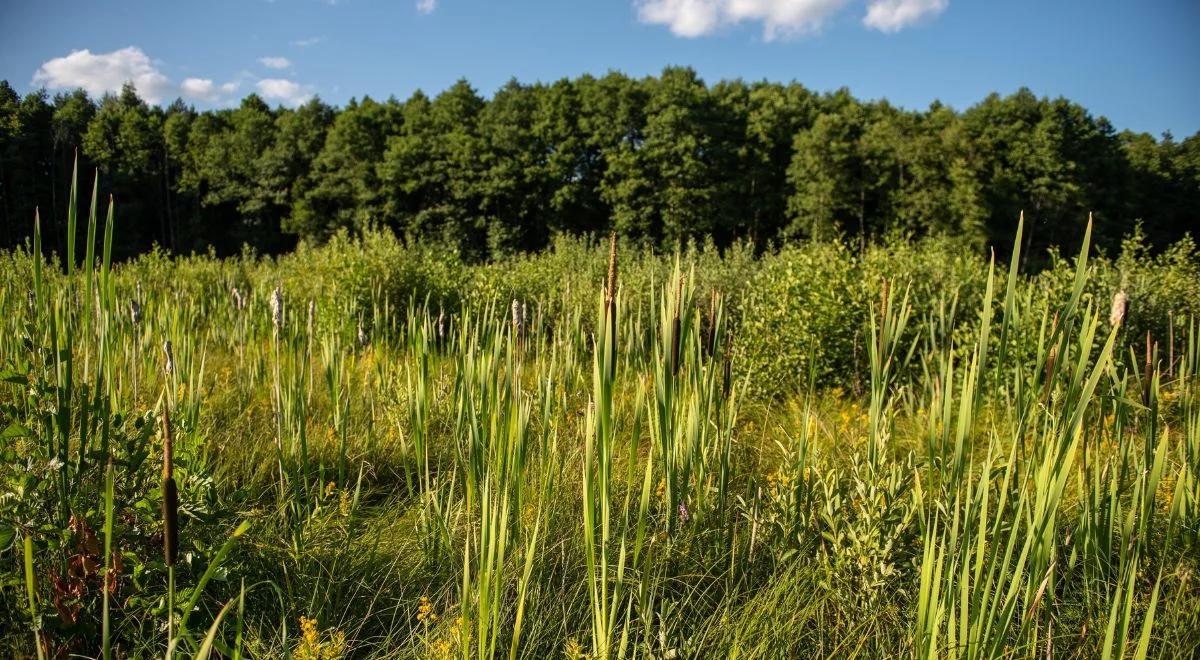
[1,165,1198,657]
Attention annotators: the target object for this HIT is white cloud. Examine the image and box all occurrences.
[32,46,173,103]
[181,78,240,103]
[258,56,291,69]
[292,36,326,47]
[637,0,851,40]
[862,0,947,33]
[638,0,722,37]
[637,0,946,38]
[416,0,436,14]
[256,78,314,106]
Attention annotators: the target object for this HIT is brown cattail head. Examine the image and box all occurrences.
[1109,290,1128,328]
[161,408,178,567]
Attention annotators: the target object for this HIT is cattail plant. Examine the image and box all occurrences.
[161,406,179,651]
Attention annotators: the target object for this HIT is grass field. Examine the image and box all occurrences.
[2,173,1199,658]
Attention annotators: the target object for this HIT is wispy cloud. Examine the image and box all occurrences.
[862,0,947,33]
[32,46,173,103]
[258,56,292,69]
[636,0,947,39]
[256,78,314,106]
[416,0,436,14]
[292,36,326,47]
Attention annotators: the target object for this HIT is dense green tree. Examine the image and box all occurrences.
[603,67,730,245]
[292,96,401,241]
[379,81,485,254]
[786,108,866,242]
[0,74,1196,262]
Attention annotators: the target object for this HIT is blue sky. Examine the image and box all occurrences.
[1,0,1197,136]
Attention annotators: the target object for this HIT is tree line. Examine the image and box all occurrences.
[1,67,1197,262]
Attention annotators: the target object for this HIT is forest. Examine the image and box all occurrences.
[2,66,1198,262]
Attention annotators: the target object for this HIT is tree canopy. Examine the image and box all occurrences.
[1,69,1197,262]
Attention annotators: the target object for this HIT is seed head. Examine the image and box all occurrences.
[1109,290,1128,328]
[512,299,522,336]
[270,286,284,331]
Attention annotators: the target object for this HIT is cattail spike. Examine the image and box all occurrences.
[161,408,178,567]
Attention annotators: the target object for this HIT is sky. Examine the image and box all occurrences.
[1,0,1197,137]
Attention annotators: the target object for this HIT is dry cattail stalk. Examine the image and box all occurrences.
[161,407,178,568]
[1109,290,1128,328]
[162,340,175,377]
[357,321,369,349]
[270,286,284,332]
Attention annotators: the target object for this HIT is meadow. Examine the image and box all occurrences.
[2,173,1200,658]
